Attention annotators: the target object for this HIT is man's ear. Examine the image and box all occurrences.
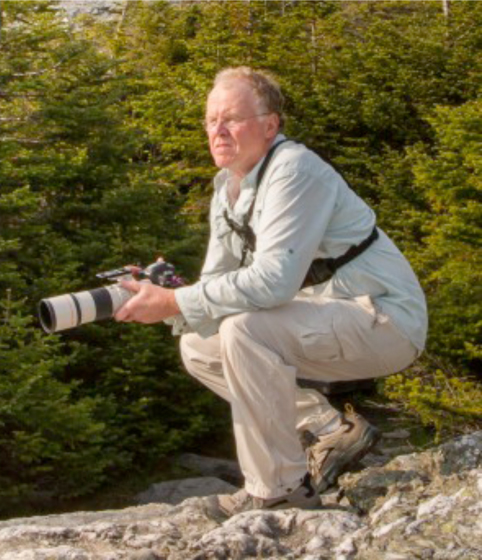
[265,113,280,139]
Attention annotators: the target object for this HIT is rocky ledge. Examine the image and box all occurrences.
[0,431,480,560]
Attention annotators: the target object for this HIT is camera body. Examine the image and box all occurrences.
[39,261,183,334]
[95,261,183,286]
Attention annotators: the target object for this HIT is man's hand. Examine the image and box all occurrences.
[114,279,180,324]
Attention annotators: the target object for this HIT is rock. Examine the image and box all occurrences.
[2,547,92,560]
[136,477,237,505]
[338,431,482,559]
[57,1,124,20]
[177,453,243,485]
[378,444,416,458]
[359,451,390,468]
[0,432,480,559]
[194,509,363,559]
[382,428,411,440]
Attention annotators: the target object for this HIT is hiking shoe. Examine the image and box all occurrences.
[304,404,381,493]
[217,472,320,517]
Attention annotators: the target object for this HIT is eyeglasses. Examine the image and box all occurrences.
[204,112,272,132]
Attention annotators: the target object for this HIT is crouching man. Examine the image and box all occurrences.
[115,67,427,516]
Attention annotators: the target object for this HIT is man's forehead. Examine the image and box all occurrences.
[206,81,260,112]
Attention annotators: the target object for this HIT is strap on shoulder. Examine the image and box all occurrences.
[243,138,291,227]
[223,138,291,267]
[255,138,291,189]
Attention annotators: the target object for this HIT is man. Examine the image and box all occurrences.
[115,67,427,516]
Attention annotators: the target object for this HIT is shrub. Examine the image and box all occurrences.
[0,300,113,514]
[381,358,482,442]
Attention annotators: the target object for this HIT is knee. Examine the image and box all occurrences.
[179,332,197,359]
[179,332,214,374]
[219,309,286,351]
[179,332,197,371]
[219,311,257,345]
[179,331,223,374]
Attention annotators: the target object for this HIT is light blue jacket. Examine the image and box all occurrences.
[175,135,428,351]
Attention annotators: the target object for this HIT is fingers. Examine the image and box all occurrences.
[114,303,130,322]
[125,265,142,278]
[114,280,141,322]
[114,307,129,322]
[113,283,177,324]
[114,281,157,323]
[119,279,141,293]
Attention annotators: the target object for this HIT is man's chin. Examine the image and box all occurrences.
[213,155,234,169]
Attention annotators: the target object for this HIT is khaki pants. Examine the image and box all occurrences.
[180,294,417,499]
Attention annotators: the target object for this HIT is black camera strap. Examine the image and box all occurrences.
[223,138,290,267]
[223,139,379,283]
[302,226,379,287]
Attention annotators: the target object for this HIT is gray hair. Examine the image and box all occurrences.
[212,66,285,129]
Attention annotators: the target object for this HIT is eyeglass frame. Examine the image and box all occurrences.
[203,112,274,132]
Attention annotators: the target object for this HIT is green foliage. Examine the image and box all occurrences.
[0,299,111,513]
[382,362,482,442]
[0,0,217,513]
[406,100,482,365]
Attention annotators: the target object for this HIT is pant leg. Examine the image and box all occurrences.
[180,332,229,401]
[180,332,338,432]
[180,295,417,499]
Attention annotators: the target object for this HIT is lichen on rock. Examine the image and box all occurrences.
[0,431,480,559]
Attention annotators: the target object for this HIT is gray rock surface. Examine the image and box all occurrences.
[177,453,243,486]
[58,1,124,20]
[0,431,480,559]
[136,477,237,505]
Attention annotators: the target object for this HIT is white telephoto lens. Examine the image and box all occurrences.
[39,284,134,333]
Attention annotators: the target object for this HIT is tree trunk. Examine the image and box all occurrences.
[0,0,3,44]
[442,0,450,20]
[311,20,317,74]
[116,0,129,37]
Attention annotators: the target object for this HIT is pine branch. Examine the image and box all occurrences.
[0,137,51,145]
[0,91,44,99]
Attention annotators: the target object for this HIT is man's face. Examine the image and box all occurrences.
[205,81,279,177]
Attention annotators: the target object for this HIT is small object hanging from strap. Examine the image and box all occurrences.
[223,139,290,267]
[301,226,379,287]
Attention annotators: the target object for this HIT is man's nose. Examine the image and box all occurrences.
[211,120,229,133]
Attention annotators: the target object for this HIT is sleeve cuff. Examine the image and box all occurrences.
[174,284,221,338]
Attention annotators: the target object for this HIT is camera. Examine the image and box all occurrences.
[38,260,183,334]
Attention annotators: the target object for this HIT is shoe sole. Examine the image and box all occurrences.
[218,491,321,516]
[268,492,321,511]
[316,424,381,493]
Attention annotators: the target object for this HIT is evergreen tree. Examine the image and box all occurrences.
[0,0,115,513]
[408,100,482,366]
